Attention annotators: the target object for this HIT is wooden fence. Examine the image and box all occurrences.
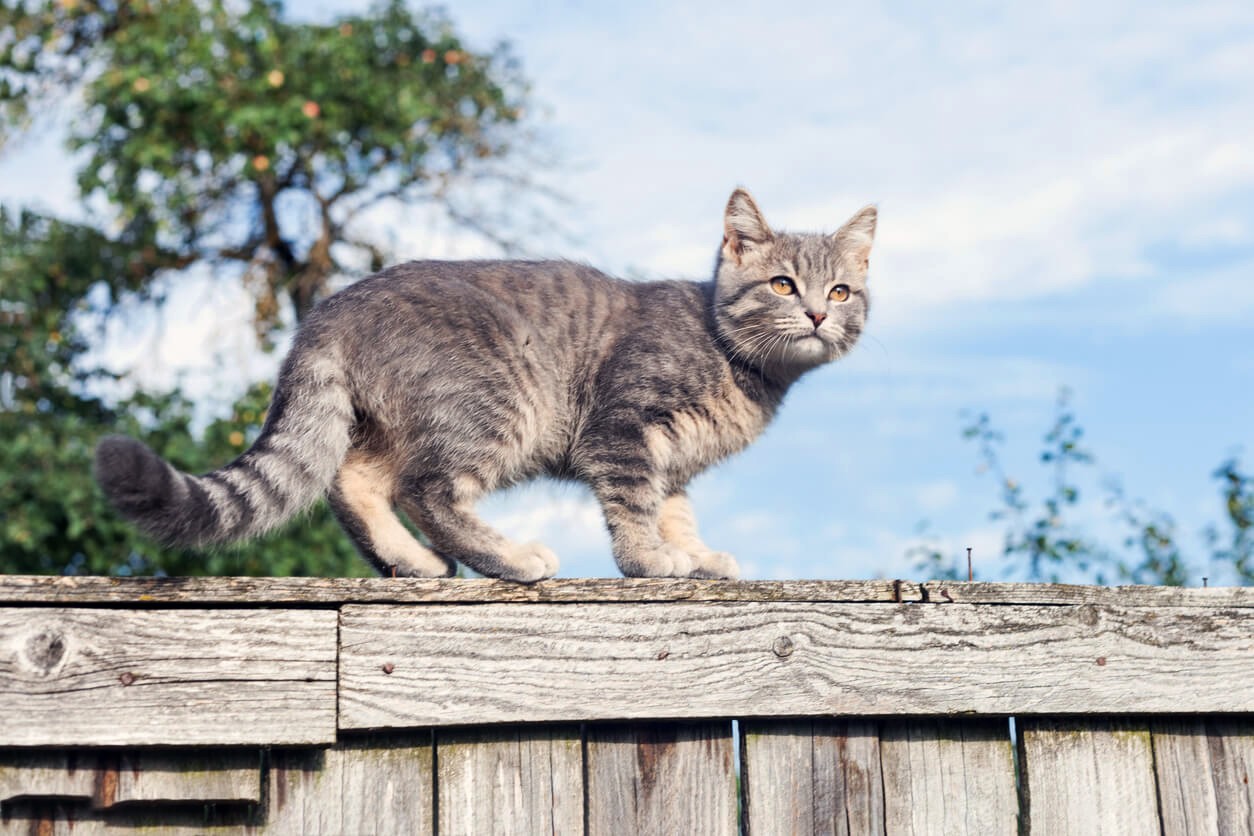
[1,576,1251,834]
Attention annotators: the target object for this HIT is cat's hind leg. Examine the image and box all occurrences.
[401,474,559,583]
[330,452,455,578]
[659,492,741,580]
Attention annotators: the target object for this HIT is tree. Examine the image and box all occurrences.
[910,388,1253,586]
[0,0,546,575]
[4,0,540,339]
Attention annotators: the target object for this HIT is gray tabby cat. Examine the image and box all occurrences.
[95,189,876,581]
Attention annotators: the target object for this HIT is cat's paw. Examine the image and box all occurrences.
[497,541,559,583]
[384,546,457,578]
[388,559,457,579]
[619,543,695,578]
[689,550,740,580]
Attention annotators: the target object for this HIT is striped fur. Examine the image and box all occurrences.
[95,189,876,581]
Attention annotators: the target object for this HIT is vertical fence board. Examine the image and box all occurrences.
[266,733,433,834]
[1208,720,1254,835]
[436,725,583,835]
[1152,718,1220,835]
[1020,718,1159,835]
[586,721,736,836]
[740,720,884,835]
[879,719,1016,835]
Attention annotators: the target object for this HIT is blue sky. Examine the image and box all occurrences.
[3,1,1252,582]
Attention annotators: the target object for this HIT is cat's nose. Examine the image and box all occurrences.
[806,311,826,328]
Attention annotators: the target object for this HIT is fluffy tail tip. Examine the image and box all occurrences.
[94,435,172,520]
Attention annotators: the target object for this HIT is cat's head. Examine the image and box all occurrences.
[712,188,876,379]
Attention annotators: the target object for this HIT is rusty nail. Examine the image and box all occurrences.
[118,672,136,686]
[940,587,954,602]
[381,663,395,675]
[656,649,669,660]
[967,547,973,582]
[892,579,903,603]
[772,636,794,658]
[1095,657,1107,667]
[1202,577,1208,588]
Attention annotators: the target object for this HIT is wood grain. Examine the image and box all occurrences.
[437,725,583,835]
[0,575,916,605]
[105,751,261,806]
[0,607,337,746]
[0,751,94,803]
[266,732,434,834]
[338,601,1254,728]
[1152,718,1221,835]
[921,581,1252,608]
[1206,719,1254,836]
[879,719,1017,835]
[1148,718,1254,836]
[740,720,884,835]
[586,722,737,836]
[1019,718,1160,834]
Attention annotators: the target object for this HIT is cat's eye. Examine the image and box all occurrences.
[769,276,796,295]
[829,284,851,302]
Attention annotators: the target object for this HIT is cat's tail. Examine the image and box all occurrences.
[94,352,354,548]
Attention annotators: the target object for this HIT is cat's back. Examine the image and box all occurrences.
[308,259,630,346]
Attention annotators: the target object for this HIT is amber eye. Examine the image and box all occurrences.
[769,276,796,295]
[829,284,851,302]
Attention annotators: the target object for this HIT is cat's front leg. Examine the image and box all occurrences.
[659,492,741,580]
[588,472,696,578]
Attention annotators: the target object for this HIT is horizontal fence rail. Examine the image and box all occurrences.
[1,576,1251,834]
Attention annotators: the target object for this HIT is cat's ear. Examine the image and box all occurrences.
[723,188,774,263]
[832,205,877,270]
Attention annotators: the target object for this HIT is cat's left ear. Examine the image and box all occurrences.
[832,205,877,271]
[723,188,774,264]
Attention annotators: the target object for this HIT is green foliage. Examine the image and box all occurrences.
[0,207,367,576]
[911,388,1253,586]
[1,1,538,576]
[3,0,534,335]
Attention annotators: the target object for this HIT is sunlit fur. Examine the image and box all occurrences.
[95,189,876,582]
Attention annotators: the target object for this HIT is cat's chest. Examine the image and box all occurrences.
[644,377,772,483]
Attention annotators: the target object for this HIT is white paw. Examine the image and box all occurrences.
[689,550,740,580]
[499,541,560,583]
[620,543,694,578]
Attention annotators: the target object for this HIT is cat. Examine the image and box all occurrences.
[95,188,876,582]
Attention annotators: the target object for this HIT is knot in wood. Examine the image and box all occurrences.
[23,629,66,675]
[772,636,794,658]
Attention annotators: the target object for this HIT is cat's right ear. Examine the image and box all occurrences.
[723,188,773,264]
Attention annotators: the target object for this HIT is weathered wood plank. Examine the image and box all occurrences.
[437,725,583,835]
[266,732,434,834]
[0,575,916,605]
[586,722,736,836]
[0,608,337,746]
[1152,718,1221,835]
[740,720,884,835]
[921,580,1251,607]
[0,802,104,836]
[338,601,1254,727]
[1020,718,1159,834]
[1207,719,1254,835]
[879,719,1017,835]
[0,751,94,803]
[104,751,261,806]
